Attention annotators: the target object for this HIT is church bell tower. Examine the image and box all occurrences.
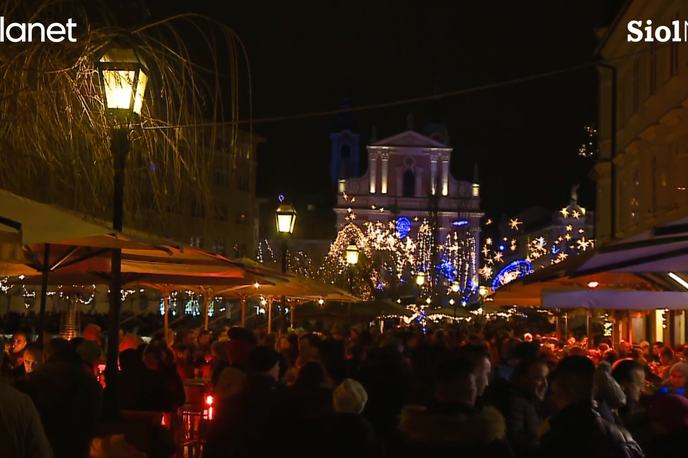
[330,96,360,189]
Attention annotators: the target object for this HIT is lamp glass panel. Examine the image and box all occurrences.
[102,70,136,110]
[132,71,148,115]
[276,214,293,233]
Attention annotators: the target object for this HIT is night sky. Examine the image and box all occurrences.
[155,0,625,224]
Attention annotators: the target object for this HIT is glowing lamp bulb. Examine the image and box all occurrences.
[587,281,599,289]
[254,282,260,289]
[318,298,324,305]
[205,395,214,406]
[451,282,460,293]
[416,273,425,286]
[426,297,431,304]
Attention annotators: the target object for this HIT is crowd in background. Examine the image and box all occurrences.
[4,314,688,457]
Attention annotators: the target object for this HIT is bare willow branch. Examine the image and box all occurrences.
[0,0,251,241]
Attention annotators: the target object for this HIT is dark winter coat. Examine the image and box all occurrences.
[14,360,102,458]
[394,402,515,458]
[537,400,645,458]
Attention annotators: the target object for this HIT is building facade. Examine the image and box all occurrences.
[595,0,688,343]
[499,191,595,272]
[595,0,688,242]
[332,111,483,288]
[181,128,264,258]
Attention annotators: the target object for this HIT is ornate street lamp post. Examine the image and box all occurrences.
[96,46,148,420]
[275,201,296,333]
[451,281,460,319]
[345,244,358,317]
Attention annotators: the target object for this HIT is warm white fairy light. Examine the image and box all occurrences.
[509,219,522,230]
[560,207,569,218]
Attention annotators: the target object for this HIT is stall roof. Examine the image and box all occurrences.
[542,289,688,310]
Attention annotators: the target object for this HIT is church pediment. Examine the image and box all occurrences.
[371,130,449,149]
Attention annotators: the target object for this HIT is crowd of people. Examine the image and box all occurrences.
[3,319,688,457]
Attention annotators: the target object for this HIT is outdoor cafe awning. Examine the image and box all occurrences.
[541,289,688,310]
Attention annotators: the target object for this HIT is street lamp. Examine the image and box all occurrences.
[275,201,296,333]
[346,244,359,265]
[479,286,488,297]
[451,282,460,293]
[275,203,297,235]
[416,272,425,286]
[345,244,359,317]
[96,46,148,421]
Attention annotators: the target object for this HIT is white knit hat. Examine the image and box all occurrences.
[333,378,368,414]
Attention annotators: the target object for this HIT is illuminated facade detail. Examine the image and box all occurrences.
[381,152,389,194]
[334,127,483,287]
[491,260,532,291]
[430,154,438,195]
[441,155,449,196]
[369,151,378,194]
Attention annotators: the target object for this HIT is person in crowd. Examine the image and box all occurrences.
[358,337,413,441]
[494,341,539,382]
[10,331,28,368]
[486,356,548,457]
[0,336,53,458]
[83,324,102,346]
[14,338,102,458]
[328,378,379,458]
[143,343,185,411]
[171,343,194,380]
[537,356,644,458]
[22,345,42,375]
[205,346,287,458]
[396,357,514,458]
[594,360,625,422]
[644,394,688,458]
[76,340,102,378]
[455,343,492,404]
[118,348,171,412]
[658,346,677,380]
[298,333,321,368]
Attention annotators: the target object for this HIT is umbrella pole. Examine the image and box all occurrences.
[290,302,294,329]
[204,292,210,331]
[37,243,51,348]
[163,293,169,343]
[267,297,273,333]
[241,296,247,327]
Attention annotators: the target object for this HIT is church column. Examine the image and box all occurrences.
[441,155,449,196]
[369,151,378,194]
[381,153,389,194]
[430,154,438,195]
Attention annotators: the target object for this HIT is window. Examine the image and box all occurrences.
[235,211,248,225]
[214,170,230,188]
[340,144,351,160]
[671,14,680,76]
[632,59,639,113]
[215,205,228,222]
[236,176,249,191]
[650,42,657,95]
[403,169,415,197]
[651,156,657,215]
[191,201,205,218]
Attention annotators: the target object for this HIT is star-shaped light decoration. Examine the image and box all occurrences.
[572,210,581,219]
[351,197,356,203]
[510,218,522,230]
[560,207,569,218]
[565,234,572,241]
[486,238,493,246]
[479,265,493,280]
[578,228,585,234]
[535,236,546,247]
[577,237,590,251]
[486,219,493,225]
[493,252,504,262]
[557,252,568,261]
[482,246,491,257]
[566,225,573,232]
[557,236,563,242]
